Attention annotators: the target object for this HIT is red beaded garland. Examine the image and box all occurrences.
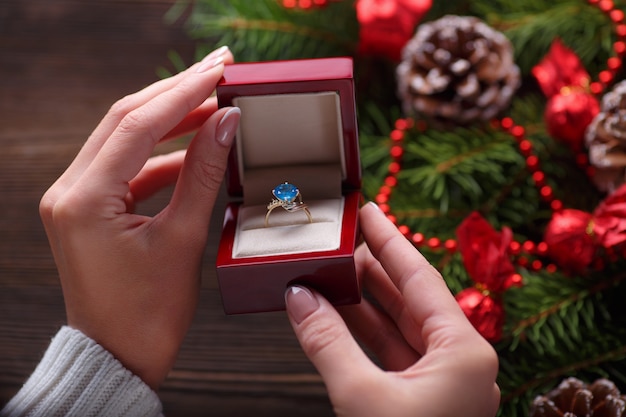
[375,0,624,274]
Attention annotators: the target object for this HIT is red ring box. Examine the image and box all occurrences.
[216,57,362,314]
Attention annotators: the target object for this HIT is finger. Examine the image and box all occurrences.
[84,61,227,195]
[162,97,218,141]
[128,150,186,203]
[55,47,234,194]
[162,107,240,239]
[285,286,378,393]
[354,242,427,354]
[359,203,475,348]
[337,297,421,371]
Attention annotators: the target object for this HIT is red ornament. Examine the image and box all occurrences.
[355,0,432,61]
[544,90,600,152]
[544,209,596,273]
[532,39,600,151]
[455,212,522,342]
[455,287,504,343]
[593,183,626,247]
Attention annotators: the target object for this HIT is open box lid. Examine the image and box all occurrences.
[217,57,361,201]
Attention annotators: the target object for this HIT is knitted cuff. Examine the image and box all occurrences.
[1,326,163,417]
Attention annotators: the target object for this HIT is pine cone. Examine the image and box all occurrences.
[530,377,626,417]
[585,80,626,193]
[396,15,520,126]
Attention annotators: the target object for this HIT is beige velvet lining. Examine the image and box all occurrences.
[230,91,347,258]
[232,198,344,258]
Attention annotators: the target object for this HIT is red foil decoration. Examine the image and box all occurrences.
[455,212,522,343]
[544,209,596,273]
[532,39,600,151]
[593,183,626,248]
[356,0,432,61]
[456,288,504,343]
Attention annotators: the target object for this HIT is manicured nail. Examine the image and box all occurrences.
[204,45,229,62]
[196,56,224,73]
[367,201,383,212]
[285,286,320,324]
[215,107,240,146]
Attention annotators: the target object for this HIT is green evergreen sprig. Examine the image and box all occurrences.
[179,0,359,63]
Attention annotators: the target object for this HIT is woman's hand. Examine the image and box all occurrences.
[285,202,500,417]
[39,46,240,390]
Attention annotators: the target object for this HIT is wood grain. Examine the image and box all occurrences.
[0,1,334,415]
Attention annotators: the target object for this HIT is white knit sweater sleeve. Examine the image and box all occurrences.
[0,326,163,417]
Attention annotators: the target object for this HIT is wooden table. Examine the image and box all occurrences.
[0,1,333,415]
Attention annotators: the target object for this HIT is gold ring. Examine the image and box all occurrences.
[265,182,313,227]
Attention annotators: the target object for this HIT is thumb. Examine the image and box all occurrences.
[285,286,375,390]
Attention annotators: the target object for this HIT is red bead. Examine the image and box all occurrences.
[511,125,525,139]
[390,129,404,142]
[611,8,624,22]
[299,0,313,8]
[283,0,297,7]
[444,239,457,253]
[599,0,614,13]
[384,176,398,187]
[614,41,626,55]
[379,185,392,196]
[536,242,548,255]
[517,256,529,267]
[599,70,614,84]
[617,24,626,38]
[551,199,564,212]
[394,119,408,130]
[398,224,410,237]
[509,241,521,255]
[590,81,604,94]
[412,232,425,245]
[379,203,391,214]
[511,273,523,285]
[532,171,546,186]
[608,56,622,70]
[526,155,540,171]
[375,193,388,204]
[589,0,599,4]
[522,240,536,253]
[519,139,533,156]
[540,185,554,201]
[576,153,589,167]
[390,145,404,158]
[531,260,543,271]
[389,162,401,174]
[313,0,327,5]
[427,237,441,249]
[387,214,397,224]
[501,117,514,130]
[546,264,558,273]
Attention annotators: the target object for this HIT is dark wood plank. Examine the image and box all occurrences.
[0,1,334,415]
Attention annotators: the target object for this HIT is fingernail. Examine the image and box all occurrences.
[196,56,224,73]
[215,107,240,146]
[367,201,382,212]
[204,45,229,62]
[285,286,320,324]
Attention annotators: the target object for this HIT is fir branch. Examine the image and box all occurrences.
[182,0,358,62]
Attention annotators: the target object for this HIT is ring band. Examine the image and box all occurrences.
[265,182,313,227]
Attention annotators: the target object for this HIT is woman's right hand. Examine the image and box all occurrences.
[285,202,500,417]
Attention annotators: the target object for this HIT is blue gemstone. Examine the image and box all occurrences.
[273,182,299,203]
